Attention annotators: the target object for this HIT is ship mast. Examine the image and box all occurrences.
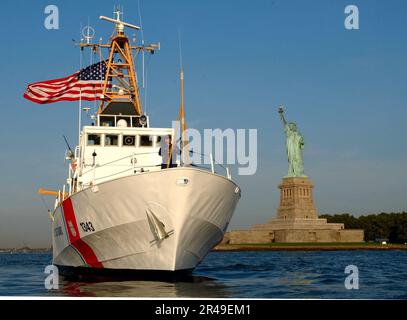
[78,8,159,116]
[170,33,190,167]
[179,66,190,165]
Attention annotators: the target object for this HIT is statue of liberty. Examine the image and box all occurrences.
[278,106,306,177]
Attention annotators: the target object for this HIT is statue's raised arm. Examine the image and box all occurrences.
[278,106,287,126]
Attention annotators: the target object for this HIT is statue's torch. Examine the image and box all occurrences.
[278,106,286,125]
[278,106,284,115]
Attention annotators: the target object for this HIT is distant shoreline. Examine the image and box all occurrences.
[0,247,51,254]
[213,243,407,252]
[2,243,406,254]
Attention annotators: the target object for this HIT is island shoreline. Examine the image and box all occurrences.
[213,243,407,252]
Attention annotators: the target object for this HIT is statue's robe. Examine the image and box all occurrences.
[284,124,305,177]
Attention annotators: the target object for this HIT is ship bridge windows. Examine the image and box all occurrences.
[140,135,155,147]
[85,132,161,148]
[123,135,137,147]
[117,116,131,128]
[105,134,119,146]
[131,117,141,127]
[100,116,115,127]
[98,114,145,128]
[87,134,101,146]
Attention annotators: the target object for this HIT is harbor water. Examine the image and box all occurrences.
[0,251,406,298]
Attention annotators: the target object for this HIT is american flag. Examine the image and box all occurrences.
[23,61,110,104]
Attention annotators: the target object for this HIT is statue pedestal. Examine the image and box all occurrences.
[276,177,318,220]
[237,176,364,243]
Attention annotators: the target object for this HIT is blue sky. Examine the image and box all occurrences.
[0,0,406,247]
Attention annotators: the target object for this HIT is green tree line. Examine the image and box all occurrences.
[319,212,407,243]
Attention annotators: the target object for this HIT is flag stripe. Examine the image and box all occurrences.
[23,61,109,104]
[26,88,105,100]
[29,73,79,85]
[30,81,105,90]
[28,83,106,95]
[23,92,105,104]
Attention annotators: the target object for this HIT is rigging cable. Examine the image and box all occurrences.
[39,194,53,221]
[78,23,83,147]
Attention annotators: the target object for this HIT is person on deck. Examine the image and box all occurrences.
[159,135,179,169]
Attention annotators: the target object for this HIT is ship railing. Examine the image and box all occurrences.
[79,151,161,187]
[54,186,67,211]
[188,150,232,180]
[77,149,232,191]
[84,161,232,185]
[65,145,81,197]
[87,163,162,185]
[80,151,159,174]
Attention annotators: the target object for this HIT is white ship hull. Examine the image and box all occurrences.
[52,167,240,276]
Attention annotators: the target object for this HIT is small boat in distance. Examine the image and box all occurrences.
[30,10,241,279]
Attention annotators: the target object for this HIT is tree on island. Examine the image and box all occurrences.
[320,212,407,243]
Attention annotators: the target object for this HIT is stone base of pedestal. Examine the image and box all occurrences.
[251,218,344,231]
[223,228,364,244]
[223,176,364,244]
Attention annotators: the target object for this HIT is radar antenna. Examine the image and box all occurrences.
[99,7,141,34]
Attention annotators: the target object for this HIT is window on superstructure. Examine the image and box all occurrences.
[156,136,162,146]
[100,116,115,127]
[140,135,154,147]
[123,135,136,147]
[132,117,141,127]
[87,134,101,146]
[117,117,131,127]
[105,134,119,146]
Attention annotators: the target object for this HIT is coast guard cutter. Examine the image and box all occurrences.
[29,11,241,277]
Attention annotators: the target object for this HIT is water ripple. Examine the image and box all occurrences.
[0,251,406,298]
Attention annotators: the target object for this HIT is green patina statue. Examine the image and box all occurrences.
[278,106,306,177]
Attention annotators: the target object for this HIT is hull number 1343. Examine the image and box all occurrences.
[80,221,95,233]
